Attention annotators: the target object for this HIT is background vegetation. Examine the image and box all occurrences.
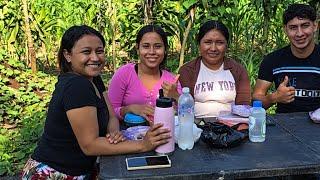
[0,0,319,176]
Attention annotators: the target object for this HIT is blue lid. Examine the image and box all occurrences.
[124,113,146,124]
[182,87,190,94]
[252,100,262,108]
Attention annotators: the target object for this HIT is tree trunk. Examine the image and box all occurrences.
[262,0,271,55]
[178,7,195,69]
[22,0,37,73]
[308,0,320,43]
[112,4,117,72]
[143,0,153,24]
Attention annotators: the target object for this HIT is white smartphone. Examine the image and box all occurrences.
[126,155,171,170]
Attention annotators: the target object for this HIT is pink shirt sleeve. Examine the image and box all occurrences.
[108,63,150,119]
[108,63,135,119]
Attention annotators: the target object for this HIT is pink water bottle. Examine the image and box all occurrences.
[153,89,175,155]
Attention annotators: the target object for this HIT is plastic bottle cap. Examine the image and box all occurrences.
[182,87,190,94]
[156,89,173,108]
[124,113,146,124]
[156,97,172,108]
[252,100,262,108]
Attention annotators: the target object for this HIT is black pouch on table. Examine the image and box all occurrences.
[198,121,248,148]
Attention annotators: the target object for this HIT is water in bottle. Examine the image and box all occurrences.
[178,87,194,150]
[249,100,266,142]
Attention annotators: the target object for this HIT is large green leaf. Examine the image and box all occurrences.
[7,24,19,44]
[182,0,197,10]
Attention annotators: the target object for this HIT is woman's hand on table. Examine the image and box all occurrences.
[141,123,171,152]
[106,131,126,144]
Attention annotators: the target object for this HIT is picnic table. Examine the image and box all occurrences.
[99,112,320,179]
[272,112,320,153]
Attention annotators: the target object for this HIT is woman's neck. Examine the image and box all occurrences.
[138,63,160,77]
[202,59,224,71]
[67,71,93,82]
[137,63,161,91]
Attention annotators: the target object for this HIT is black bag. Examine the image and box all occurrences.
[198,122,248,148]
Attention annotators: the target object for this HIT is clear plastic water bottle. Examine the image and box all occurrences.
[178,87,194,150]
[249,100,266,142]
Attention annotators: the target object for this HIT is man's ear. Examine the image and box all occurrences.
[63,50,71,62]
[313,21,318,33]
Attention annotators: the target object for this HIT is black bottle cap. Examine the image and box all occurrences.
[156,89,172,108]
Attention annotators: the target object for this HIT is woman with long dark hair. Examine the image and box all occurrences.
[108,25,181,122]
[22,25,170,179]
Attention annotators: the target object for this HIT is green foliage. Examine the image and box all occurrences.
[0,0,318,176]
[0,49,56,175]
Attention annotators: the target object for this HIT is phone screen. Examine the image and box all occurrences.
[126,155,171,170]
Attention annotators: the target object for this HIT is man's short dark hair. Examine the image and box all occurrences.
[283,4,316,25]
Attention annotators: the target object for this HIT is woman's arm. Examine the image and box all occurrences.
[235,65,251,105]
[103,91,125,144]
[67,106,170,156]
[178,64,195,97]
[108,68,128,119]
[103,91,120,133]
[108,65,154,120]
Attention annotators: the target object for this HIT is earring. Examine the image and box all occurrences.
[66,56,71,63]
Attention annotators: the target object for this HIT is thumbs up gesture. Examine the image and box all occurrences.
[274,76,296,103]
[161,74,180,101]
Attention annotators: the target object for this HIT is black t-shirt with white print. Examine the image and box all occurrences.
[258,44,320,113]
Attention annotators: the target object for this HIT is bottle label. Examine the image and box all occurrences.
[179,105,194,114]
[249,116,255,131]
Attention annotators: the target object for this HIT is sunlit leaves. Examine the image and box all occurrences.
[0,53,55,175]
[182,0,197,10]
[0,0,318,176]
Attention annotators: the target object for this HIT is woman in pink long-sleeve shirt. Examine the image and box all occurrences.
[108,25,181,122]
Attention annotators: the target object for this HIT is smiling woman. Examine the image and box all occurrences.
[21,25,171,179]
[179,20,251,121]
[107,25,181,124]
[62,35,106,80]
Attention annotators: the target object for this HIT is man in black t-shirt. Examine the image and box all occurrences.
[253,4,320,113]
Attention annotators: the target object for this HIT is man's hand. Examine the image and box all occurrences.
[274,76,295,103]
